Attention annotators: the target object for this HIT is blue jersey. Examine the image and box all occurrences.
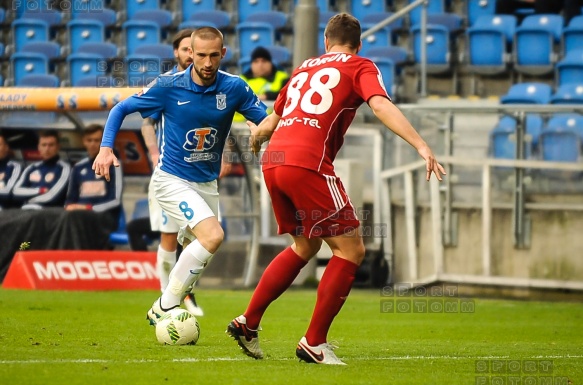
[65,157,123,213]
[102,66,268,182]
[0,156,23,208]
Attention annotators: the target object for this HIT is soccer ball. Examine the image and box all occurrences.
[155,308,200,345]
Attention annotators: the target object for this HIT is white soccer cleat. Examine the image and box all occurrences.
[146,297,179,326]
[296,337,346,365]
[226,315,264,359]
[183,292,204,317]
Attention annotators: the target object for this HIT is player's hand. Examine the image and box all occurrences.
[418,146,446,181]
[92,147,119,182]
[247,121,262,155]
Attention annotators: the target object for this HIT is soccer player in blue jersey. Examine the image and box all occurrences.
[136,29,205,316]
[93,27,269,324]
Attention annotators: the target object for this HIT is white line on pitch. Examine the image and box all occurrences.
[1,355,582,365]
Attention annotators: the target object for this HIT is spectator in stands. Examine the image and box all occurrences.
[234,46,289,122]
[12,130,70,209]
[496,0,582,23]
[65,124,122,230]
[0,132,23,211]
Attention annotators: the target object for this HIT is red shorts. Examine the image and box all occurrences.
[263,166,360,238]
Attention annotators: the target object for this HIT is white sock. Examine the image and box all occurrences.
[157,246,177,293]
[161,240,213,309]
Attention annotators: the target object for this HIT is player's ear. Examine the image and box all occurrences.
[221,46,227,59]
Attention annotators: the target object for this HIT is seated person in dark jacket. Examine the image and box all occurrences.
[65,124,123,230]
[0,132,23,210]
[12,130,70,210]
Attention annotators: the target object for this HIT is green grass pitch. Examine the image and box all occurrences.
[0,289,582,384]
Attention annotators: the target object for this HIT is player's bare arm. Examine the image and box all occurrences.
[141,118,160,166]
[368,95,446,181]
[92,146,119,182]
[247,112,281,155]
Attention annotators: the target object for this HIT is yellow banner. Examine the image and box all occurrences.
[0,88,141,111]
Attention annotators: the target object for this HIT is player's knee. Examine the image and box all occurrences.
[205,225,224,250]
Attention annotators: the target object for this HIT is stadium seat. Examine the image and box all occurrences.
[411,24,450,72]
[77,42,118,58]
[123,20,161,55]
[67,19,105,53]
[546,114,583,142]
[125,0,160,19]
[131,9,173,29]
[179,20,217,30]
[21,41,61,60]
[134,43,174,59]
[556,49,583,87]
[466,0,496,26]
[67,53,106,87]
[0,43,4,56]
[539,130,581,166]
[13,19,49,52]
[17,74,60,87]
[236,22,275,55]
[562,15,583,55]
[246,11,288,30]
[466,15,516,75]
[11,52,49,86]
[238,0,275,22]
[362,12,404,44]
[188,10,231,29]
[490,114,543,159]
[409,0,445,27]
[15,0,50,18]
[0,8,4,23]
[21,10,63,27]
[109,209,129,245]
[368,57,396,98]
[363,46,409,76]
[126,54,161,87]
[72,7,117,27]
[514,14,563,75]
[426,13,463,32]
[181,0,218,21]
[550,84,583,104]
[500,82,552,104]
[350,0,387,21]
[361,24,391,56]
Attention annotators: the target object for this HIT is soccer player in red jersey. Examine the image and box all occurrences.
[227,13,446,365]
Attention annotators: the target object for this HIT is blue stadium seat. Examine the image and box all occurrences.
[126,54,161,87]
[368,57,396,98]
[131,9,173,28]
[539,130,581,167]
[238,56,252,73]
[409,0,445,27]
[427,13,463,32]
[490,114,543,159]
[188,10,231,29]
[67,53,106,86]
[0,8,4,23]
[562,15,583,55]
[179,20,217,29]
[15,0,50,18]
[11,52,49,85]
[236,22,275,55]
[500,82,552,104]
[72,7,117,27]
[351,0,387,21]
[466,15,516,75]
[556,49,583,87]
[238,0,275,22]
[109,208,129,245]
[21,10,63,27]
[362,12,404,44]
[363,46,409,74]
[246,11,288,30]
[361,24,391,56]
[181,0,218,21]
[466,0,496,26]
[550,84,583,104]
[21,41,61,59]
[78,42,118,58]
[515,14,563,75]
[13,19,49,52]
[17,74,60,87]
[547,114,583,142]
[134,43,174,59]
[411,24,451,73]
[125,0,160,19]
[123,20,161,55]
[0,43,4,56]
[67,19,105,53]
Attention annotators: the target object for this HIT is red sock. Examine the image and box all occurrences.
[244,246,308,329]
[305,256,358,346]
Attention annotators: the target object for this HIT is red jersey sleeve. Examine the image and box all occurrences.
[353,59,391,103]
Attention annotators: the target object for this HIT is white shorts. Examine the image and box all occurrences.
[150,168,219,236]
[148,176,180,233]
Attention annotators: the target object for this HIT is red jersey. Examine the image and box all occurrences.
[262,52,390,174]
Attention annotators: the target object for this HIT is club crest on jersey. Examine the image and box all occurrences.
[216,93,226,110]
